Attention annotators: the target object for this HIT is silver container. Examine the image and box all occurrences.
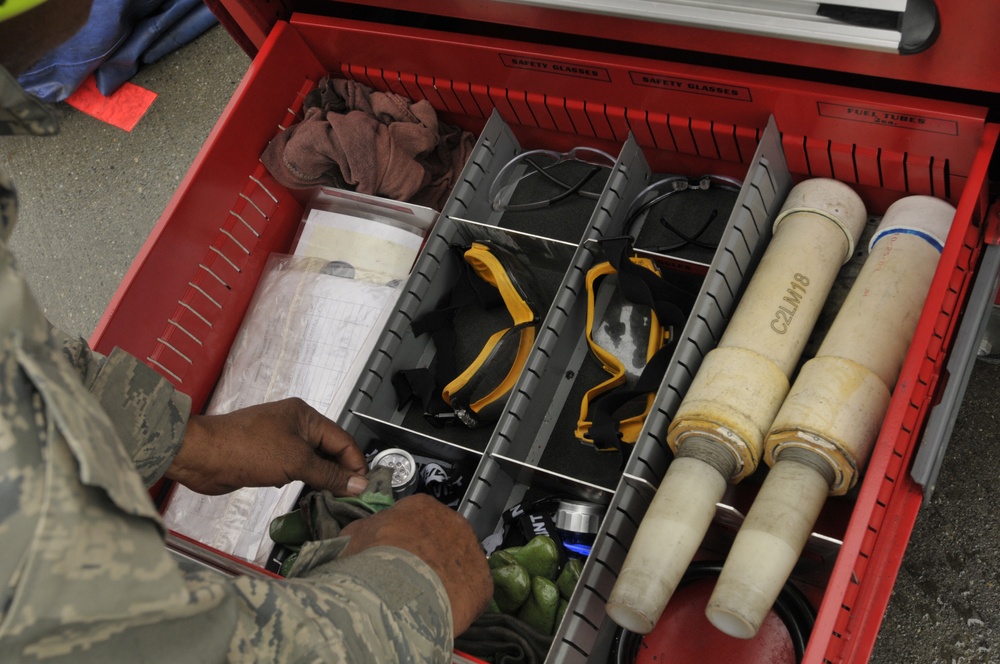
[555,499,606,535]
[371,448,419,498]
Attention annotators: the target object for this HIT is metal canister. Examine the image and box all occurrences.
[370,448,419,498]
[555,499,606,536]
[555,499,606,558]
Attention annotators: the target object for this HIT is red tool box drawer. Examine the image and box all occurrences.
[90,12,998,664]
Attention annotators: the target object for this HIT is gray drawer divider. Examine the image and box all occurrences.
[548,116,794,662]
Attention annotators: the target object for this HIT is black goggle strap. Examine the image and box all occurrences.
[441,242,540,427]
[582,236,689,462]
[393,242,540,428]
[392,243,505,423]
[391,317,458,425]
[602,235,692,326]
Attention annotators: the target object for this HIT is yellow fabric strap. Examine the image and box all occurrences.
[575,256,670,449]
[441,242,537,416]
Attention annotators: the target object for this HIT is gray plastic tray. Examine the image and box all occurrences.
[340,112,798,661]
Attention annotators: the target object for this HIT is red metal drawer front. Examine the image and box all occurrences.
[809,123,999,664]
[291,15,985,206]
[91,24,326,410]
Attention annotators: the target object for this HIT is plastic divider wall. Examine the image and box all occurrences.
[341,112,519,440]
[546,116,792,662]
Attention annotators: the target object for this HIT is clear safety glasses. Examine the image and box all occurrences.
[625,174,743,253]
[489,147,618,212]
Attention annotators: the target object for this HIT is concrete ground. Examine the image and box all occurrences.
[2,22,999,664]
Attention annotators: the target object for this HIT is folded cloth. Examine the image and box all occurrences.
[269,465,396,576]
[260,76,474,210]
[299,465,395,540]
[454,612,554,664]
[269,465,396,547]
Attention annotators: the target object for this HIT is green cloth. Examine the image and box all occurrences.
[270,465,397,546]
[454,612,553,664]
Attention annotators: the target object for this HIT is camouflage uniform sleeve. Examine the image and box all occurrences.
[228,540,454,662]
[60,337,192,487]
[0,64,59,137]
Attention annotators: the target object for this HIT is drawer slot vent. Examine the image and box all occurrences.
[146,164,289,390]
[339,64,760,168]
[339,63,962,200]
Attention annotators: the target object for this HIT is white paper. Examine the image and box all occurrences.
[294,208,424,283]
[164,255,404,566]
[207,262,398,414]
[164,191,432,568]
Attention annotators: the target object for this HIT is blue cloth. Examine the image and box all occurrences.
[142,1,218,64]
[18,0,217,102]
[94,0,213,95]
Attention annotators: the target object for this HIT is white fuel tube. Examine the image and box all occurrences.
[606,178,867,635]
[705,195,955,640]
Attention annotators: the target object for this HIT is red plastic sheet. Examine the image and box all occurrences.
[65,75,158,132]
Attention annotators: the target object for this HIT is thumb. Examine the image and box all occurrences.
[301,459,369,497]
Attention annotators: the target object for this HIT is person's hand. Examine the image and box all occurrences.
[341,494,493,636]
[166,397,368,496]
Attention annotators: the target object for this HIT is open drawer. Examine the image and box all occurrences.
[91,13,999,664]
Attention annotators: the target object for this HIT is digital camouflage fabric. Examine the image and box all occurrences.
[0,64,57,136]
[0,66,453,662]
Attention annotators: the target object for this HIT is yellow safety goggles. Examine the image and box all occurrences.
[576,256,673,450]
[441,241,542,427]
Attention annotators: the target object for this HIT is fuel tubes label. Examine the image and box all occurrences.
[818,103,959,135]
